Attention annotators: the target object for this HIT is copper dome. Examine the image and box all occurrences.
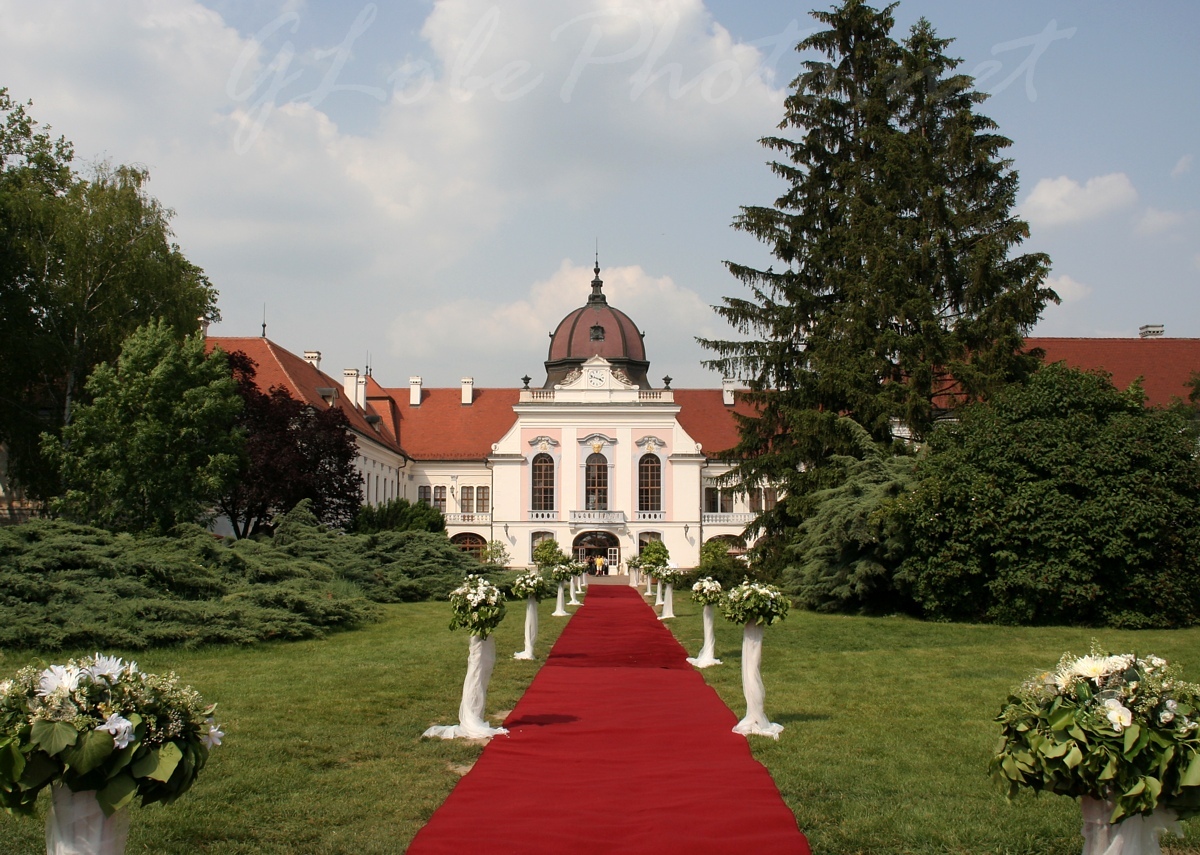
[543,263,650,388]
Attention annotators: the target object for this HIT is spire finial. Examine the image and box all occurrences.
[589,243,606,304]
[261,304,267,338]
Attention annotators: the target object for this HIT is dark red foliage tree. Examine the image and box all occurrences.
[218,351,362,538]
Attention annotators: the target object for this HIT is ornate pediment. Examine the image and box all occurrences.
[635,435,666,454]
[527,436,561,453]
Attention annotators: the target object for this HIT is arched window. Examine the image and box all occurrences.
[585,453,608,510]
[638,454,661,512]
[450,532,486,560]
[532,453,555,511]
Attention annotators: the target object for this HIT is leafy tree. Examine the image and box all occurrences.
[350,495,445,536]
[217,351,363,537]
[532,538,568,571]
[41,321,242,534]
[784,418,918,613]
[0,90,218,499]
[896,363,1200,627]
[639,539,670,575]
[697,537,754,589]
[699,2,1053,554]
[480,539,511,568]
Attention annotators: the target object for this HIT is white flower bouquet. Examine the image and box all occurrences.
[722,580,790,626]
[691,577,724,606]
[548,563,577,584]
[993,647,1200,822]
[447,575,507,638]
[0,654,221,816]
[510,570,553,601]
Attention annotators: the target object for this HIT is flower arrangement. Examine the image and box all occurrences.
[992,646,1200,822]
[691,577,724,606]
[548,563,577,584]
[722,580,789,626]
[447,575,506,638]
[0,654,221,816]
[510,569,553,601]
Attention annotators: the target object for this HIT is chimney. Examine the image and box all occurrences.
[343,369,360,409]
[409,376,423,407]
[356,375,367,409]
[1139,324,1164,339]
[461,377,474,405]
[304,351,321,370]
[722,378,737,406]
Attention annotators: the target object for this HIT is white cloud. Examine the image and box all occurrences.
[1018,173,1138,228]
[1172,155,1193,178]
[387,259,718,382]
[1044,274,1092,304]
[1135,207,1187,237]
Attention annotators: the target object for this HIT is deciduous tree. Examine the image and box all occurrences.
[896,363,1200,627]
[41,320,242,533]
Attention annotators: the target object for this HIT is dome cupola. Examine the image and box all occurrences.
[544,261,650,388]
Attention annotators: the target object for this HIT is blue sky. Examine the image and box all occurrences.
[1,0,1195,387]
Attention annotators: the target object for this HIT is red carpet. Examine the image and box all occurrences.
[407,585,811,854]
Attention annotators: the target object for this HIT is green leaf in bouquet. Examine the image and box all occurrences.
[1099,752,1120,781]
[132,742,182,783]
[1064,744,1084,769]
[96,771,138,815]
[18,750,58,790]
[30,720,79,756]
[0,736,25,789]
[61,728,115,775]
[1179,750,1200,788]
[1047,704,1074,731]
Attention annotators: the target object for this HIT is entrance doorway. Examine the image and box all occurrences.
[573,531,619,575]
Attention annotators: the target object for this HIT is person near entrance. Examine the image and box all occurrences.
[595,554,607,576]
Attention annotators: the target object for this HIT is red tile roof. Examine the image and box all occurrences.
[1025,337,1200,408]
[673,390,755,458]
[381,387,521,460]
[206,337,406,456]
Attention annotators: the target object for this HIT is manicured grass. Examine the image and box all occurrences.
[0,598,568,854]
[663,593,1200,854]
[6,587,1200,853]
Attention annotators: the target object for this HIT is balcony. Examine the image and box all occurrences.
[569,510,627,526]
[445,513,491,525]
[701,512,756,526]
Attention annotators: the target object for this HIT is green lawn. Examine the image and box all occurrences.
[4,589,1200,853]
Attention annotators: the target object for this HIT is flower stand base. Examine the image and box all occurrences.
[686,603,723,668]
[423,635,508,740]
[658,583,675,620]
[567,577,582,606]
[552,583,569,617]
[1081,796,1181,855]
[45,783,130,855]
[733,623,783,740]
[514,596,538,660]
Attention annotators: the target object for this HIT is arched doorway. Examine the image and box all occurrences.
[572,531,619,574]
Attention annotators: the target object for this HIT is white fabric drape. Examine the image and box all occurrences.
[733,622,783,739]
[643,572,653,597]
[659,583,676,620]
[628,567,640,587]
[514,595,538,660]
[1081,796,1182,855]
[654,580,664,606]
[686,604,722,668]
[552,582,569,616]
[45,782,130,855]
[423,635,509,740]
[567,576,582,606]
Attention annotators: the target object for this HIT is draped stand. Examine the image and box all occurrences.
[552,582,569,617]
[732,623,783,739]
[45,783,130,855]
[423,635,508,740]
[686,604,722,668]
[514,595,539,660]
[658,583,676,620]
[1080,796,1181,855]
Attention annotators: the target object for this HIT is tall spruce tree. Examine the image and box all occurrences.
[700,1,1053,546]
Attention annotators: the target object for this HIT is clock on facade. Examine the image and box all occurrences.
[587,368,605,387]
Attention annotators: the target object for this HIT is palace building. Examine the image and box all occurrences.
[205,272,1200,570]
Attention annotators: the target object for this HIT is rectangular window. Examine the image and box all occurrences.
[704,487,731,514]
[476,486,489,513]
[460,486,474,514]
[433,485,446,512]
[418,485,431,505]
